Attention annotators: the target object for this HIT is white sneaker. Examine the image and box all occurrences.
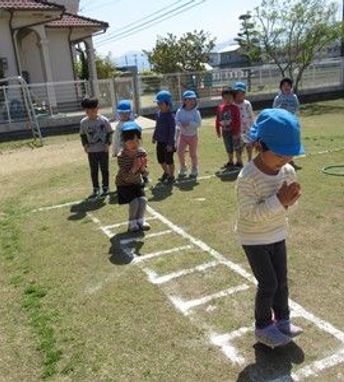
[128,220,140,233]
[275,320,303,338]
[255,324,292,348]
[137,219,151,231]
[178,167,187,177]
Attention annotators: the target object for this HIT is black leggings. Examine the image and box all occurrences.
[243,240,290,329]
[88,152,109,189]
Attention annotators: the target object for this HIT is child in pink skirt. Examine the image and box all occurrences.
[175,90,202,178]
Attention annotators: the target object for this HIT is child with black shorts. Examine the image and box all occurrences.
[116,121,150,233]
[152,90,176,184]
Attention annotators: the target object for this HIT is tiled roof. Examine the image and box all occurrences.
[0,0,64,10]
[47,13,108,28]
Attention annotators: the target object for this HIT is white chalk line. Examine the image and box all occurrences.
[144,260,220,284]
[102,216,157,231]
[145,205,344,379]
[210,327,253,365]
[292,348,344,381]
[132,245,193,264]
[168,284,250,316]
[32,199,84,212]
[119,229,173,245]
[33,195,344,378]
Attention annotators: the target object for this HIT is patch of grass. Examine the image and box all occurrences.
[0,202,62,380]
[22,283,62,379]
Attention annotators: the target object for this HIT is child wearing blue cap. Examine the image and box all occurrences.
[115,121,150,232]
[112,99,134,157]
[233,82,255,161]
[175,90,202,178]
[236,108,303,348]
[152,90,176,184]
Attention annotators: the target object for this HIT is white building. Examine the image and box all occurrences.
[0,0,108,111]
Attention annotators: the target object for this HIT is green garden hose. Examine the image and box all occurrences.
[321,165,344,176]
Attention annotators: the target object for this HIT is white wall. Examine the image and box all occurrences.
[0,13,19,77]
[50,0,80,13]
[18,30,45,83]
[46,29,74,82]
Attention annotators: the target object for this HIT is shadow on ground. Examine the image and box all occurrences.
[236,341,305,382]
[109,231,145,265]
[215,168,240,182]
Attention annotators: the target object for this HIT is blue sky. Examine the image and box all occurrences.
[79,0,343,58]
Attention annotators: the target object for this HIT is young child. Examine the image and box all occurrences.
[215,87,242,169]
[175,90,202,178]
[233,82,255,161]
[273,78,301,169]
[112,99,134,157]
[152,90,176,184]
[236,108,304,348]
[115,121,150,232]
[272,77,300,115]
[80,97,113,198]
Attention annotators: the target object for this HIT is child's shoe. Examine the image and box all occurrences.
[224,161,235,170]
[164,175,175,185]
[178,167,187,178]
[234,162,243,169]
[275,319,303,338]
[158,173,168,182]
[88,188,100,199]
[255,324,292,348]
[100,187,109,197]
[128,220,140,233]
[190,167,198,178]
[143,175,150,185]
[137,219,151,231]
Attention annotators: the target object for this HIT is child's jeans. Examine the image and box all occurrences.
[88,151,109,189]
[177,134,198,169]
[242,240,290,329]
[222,130,241,154]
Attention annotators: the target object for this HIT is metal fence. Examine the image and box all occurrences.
[0,58,343,126]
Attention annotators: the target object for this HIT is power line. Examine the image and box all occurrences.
[95,0,185,42]
[82,0,121,13]
[97,0,204,46]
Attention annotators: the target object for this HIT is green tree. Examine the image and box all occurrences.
[251,0,343,92]
[95,52,118,79]
[235,12,261,91]
[145,30,216,74]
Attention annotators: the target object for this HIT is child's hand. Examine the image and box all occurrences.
[277,182,290,208]
[166,145,173,152]
[83,146,88,153]
[104,144,110,153]
[286,182,302,206]
[152,138,156,144]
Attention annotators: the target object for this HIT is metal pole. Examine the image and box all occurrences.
[3,86,12,123]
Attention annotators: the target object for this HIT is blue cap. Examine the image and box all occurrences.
[117,99,132,114]
[120,121,142,132]
[233,82,247,92]
[248,108,304,156]
[155,90,172,104]
[182,90,197,99]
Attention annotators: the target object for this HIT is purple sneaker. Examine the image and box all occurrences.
[255,324,292,348]
[275,320,303,338]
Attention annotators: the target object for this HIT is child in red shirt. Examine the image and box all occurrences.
[215,88,242,169]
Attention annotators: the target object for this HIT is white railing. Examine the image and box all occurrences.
[0,58,343,125]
